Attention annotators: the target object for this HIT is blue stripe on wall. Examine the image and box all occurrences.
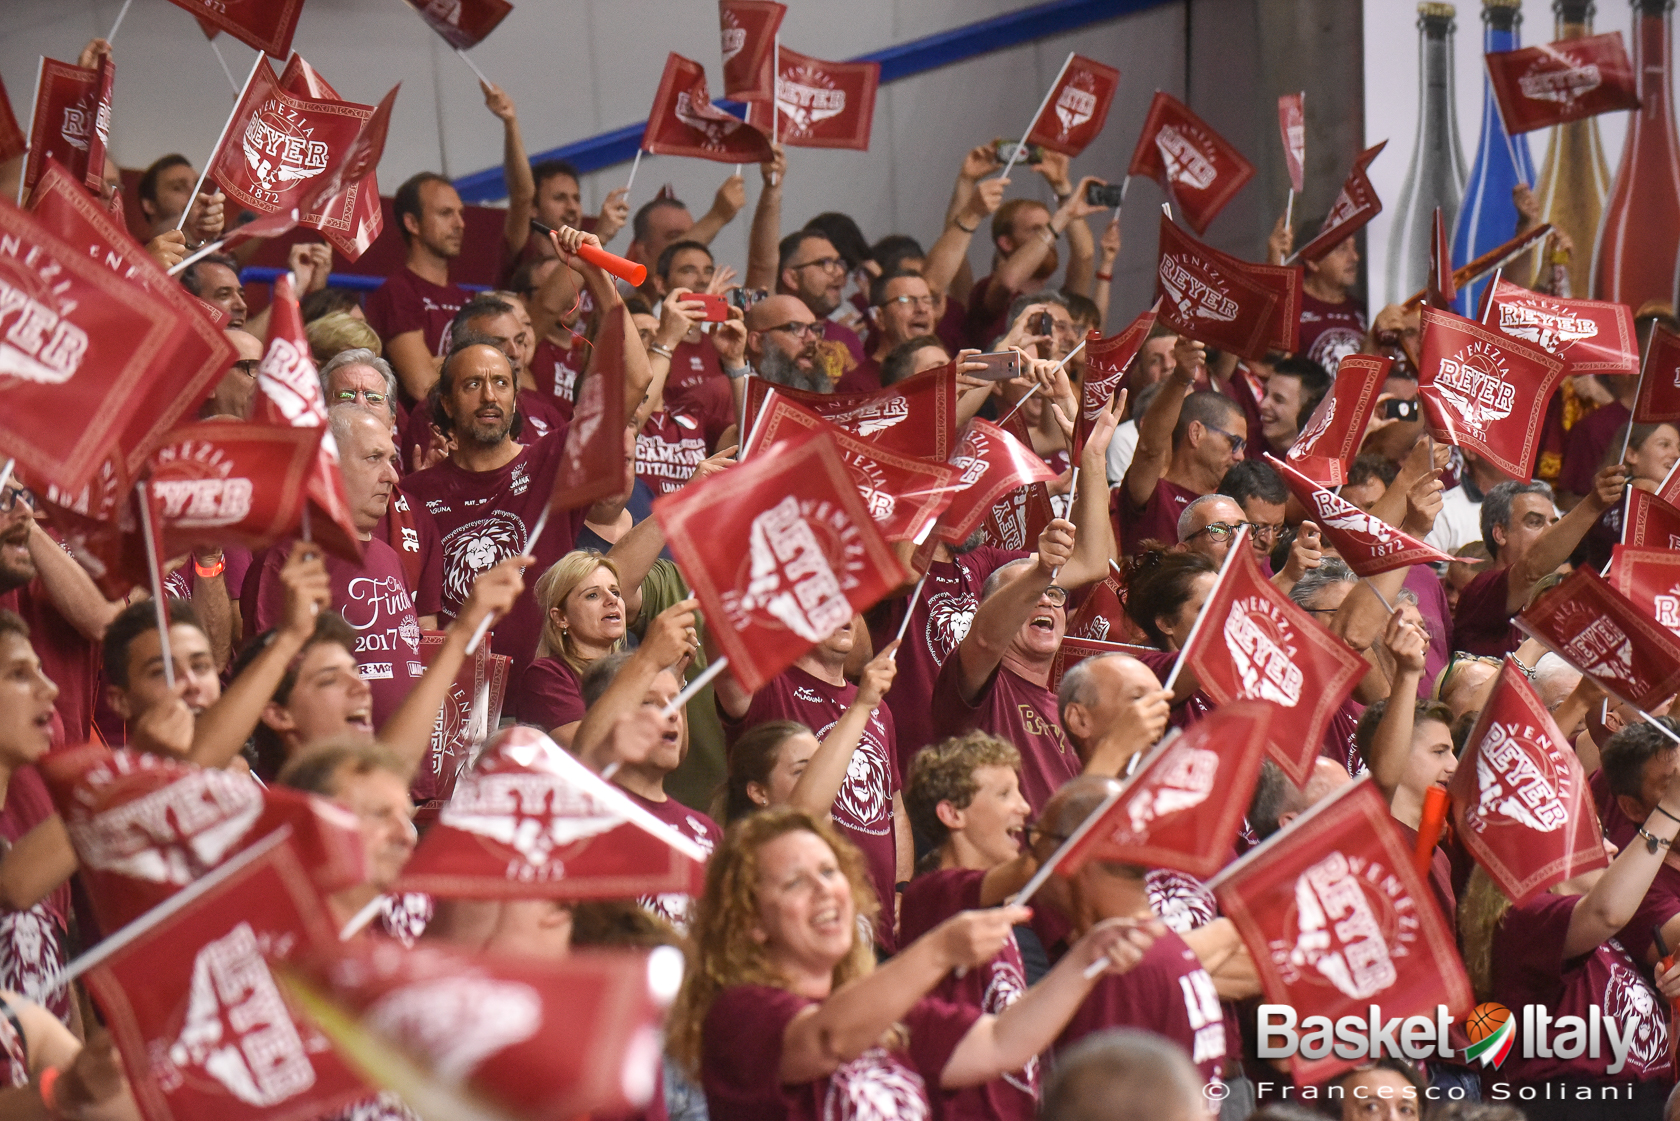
[452,0,1167,203]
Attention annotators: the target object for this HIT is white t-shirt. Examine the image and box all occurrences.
[1105,418,1141,487]
[1425,484,1482,553]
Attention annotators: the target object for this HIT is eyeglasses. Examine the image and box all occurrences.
[0,486,35,514]
[334,387,388,407]
[883,294,935,310]
[1041,585,1069,607]
[1185,522,1243,543]
[792,256,846,274]
[1247,522,1284,542]
[769,321,823,340]
[232,359,261,381]
[1205,425,1247,454]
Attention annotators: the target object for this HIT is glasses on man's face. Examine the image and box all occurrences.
[1248,522,1284,543]
[1186,522,1242,543]
[0,486,35,515]
[232,359,261,381]
[883,294,935,310]
[334,387,387,407]
[770,321,823,340]
[1041,585,1069,608]
[792,256,846,274]
[1206,425,1247,455]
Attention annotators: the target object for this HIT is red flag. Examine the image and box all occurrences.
[1417,306,1567,480]
[0,72,26,165]
[1048,635,1158,692]
[1608,545,1680,642]
[1284,353,1391,486]
[0,195,235,494]
[163,0,306,57]
[1063,576,1137,645]
[1212,779,1473,1085]
[1624,489,1680,550]
[403,0,513,50]
[284,941,674,1121]
[719,0,785,102]
[1481,277,1638,376]
[1059,702,1274,880]
[1517,566,1680,710]
[194,14,221,39]
[743,361,961,461]
[1156,213,1302,362]
[653,430,908,693]
[21,57,101,196]
[276,56,394,262]
[82,833,369,1121]
[549,304,629,511]
[411,631,493,805]
[1293,141,1386,264]
[1662,461,1680,508]
[745,47,880,151]
[31,458,146,600]
[1634,323,1680,424]
[1486,31,1640,134]
[642,53,774,164]
[254,273,364,562]
[81,54,114,195]
[1127,91,1257,235]
[1449,659,1608,903]
[1075,307,1157,459]
[974,478,1057,555]
[1278,93,1305,193]
[1269,455,1452,574]
[1427,207,1456,308]
[1023,54,1121,158]
[149,422,322,555]
[1180,542,1367,786]
[933,419,1059,545]
[399,726,710,899]
[745,392,958,543]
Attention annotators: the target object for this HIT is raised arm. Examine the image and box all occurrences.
[1121,340,1200,508]
[952,520,1074,702]
[744,147,786,292]
[787,644,898,818]
[482,82,534,261]
[1051,390,1123,588]
[551,226,653,423]
[1092,217,1119,328]
[0,816,77,913]
[1366,611,1429,804]
[925,160,1006,299]
[1506,464,1626,613]
[1052,170,1104,298]
[569,599,699,769]
[606,448,735,626]
[687,173,747,248]
[26,522,122,642]
[1566,758,1680,958]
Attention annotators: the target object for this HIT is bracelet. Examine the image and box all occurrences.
[1039,227,1057,245]
[1094,271,1113,282]
[38,1068,60,1120]
[1055,192,1072,205]
[194,555,226,579]
[954,216,978,234]
[723,364,751,380]
[648,343,674,360]
[1638,824,1674,854]
[1657,804,1680,826]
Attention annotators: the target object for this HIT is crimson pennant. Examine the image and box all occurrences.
[1156,213,1302,362]
[1634,323,1680,424]
[276,55,395,262]
[411,631,493,805]
[21,57,101,196]
[642,53,774,164]
[81,53,114,195]
[719,0,785,102]
[149,422,322,556]
[254,272,364,562]
[743,361,960,461]
[194,14,220,39]
[1623,489,1680,550]
[1127,91,1257,235]
[745,392,958,543]
[1063,574,1135,645]
[1278,93,1305,193]
[549,303,627,511]
[1284,353,1391,486]
[933,418,1059,545]
[1662,460,1680,508]
[399,725,709,899]
[1416,305,1567,480]
[745,46,880,151]
[1450,659,1608,903]
[1075,307,1158,459]
[0,195,233,494]
[81,831,369,1121]
[0,72,25,165]
[1517,566,1680,711]
[1211,778,1473,1085]
[1608,546,1680,642]
[1486,31,1639,134]
[1049,635,1167,694]
[163,0,305,56]
[1269,454,1451,575]
[283,940,675,1121]
[654,429,908,692]
[1292,141,1386,264]
[1180,541,1366,786]
[972,409,1058,553]
[1481,277,1637,375]
[1024,54,1121,158]
[404,0,513,50]
[1427,206,1456,309]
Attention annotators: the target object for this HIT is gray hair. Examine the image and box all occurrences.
[1288,556,1357,609]
[1480,479,1554,561]
[980,557,1036,601]
[1176,493,1239,543]
[1532,652,1582,711]
[1056,651,1128,728]
[318,348,398,411]
[1040,1028,1203,1121]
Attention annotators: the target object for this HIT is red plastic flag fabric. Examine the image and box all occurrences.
[149,422,322,556]
[403,0,513,49]
[549,303,628,511]
[1517,566,1680,710]
[1609,546,1680,642]
[1449,659,1608,903]
[30,459,147,600]
[745,47,880,151]
[1127,91,1257,235]
[21,57,101,196]
[1180,542,1367,785]
[81,54,114,195]
[1270,455,1451,574]
[1481,277,1637,375]
[1662,462,1680,508]
[1156,214,1302,362]
[719,0,785,102]
[284,940,676,1121]
[1284,353,1391,486]
[276,56,392,262]
[642,53,774,164]
[163,0,306,57]
[1623,490,1680,550]
[399,726,709,899]
[973,478,1057,555]
[1278,93,1305,193]
[0,72,26,165]
[82,833,369,1121]
[1417,306,1568,480]
[1427,207,1456,308]
[1057,702,1273,880]
[654,430,908,692]
[1048,635,1158,692]
[1635,323,1680,424]
[411,631,495,805]
[0,195,234,494]
[1485,31,1639,134]
[743,362,961,461]
[1075,308,1157,459]
[1212,779,1474,1085]
[933,419,1059,545]
[1024,54,1121,158]
[1293,141,1386,264]
[745,393,958,543]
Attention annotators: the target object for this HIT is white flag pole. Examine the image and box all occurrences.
[625,148,645,197]
[771,36,780,146]
[106,0,134,42]
[176,53,266,233]
[997,51,1074,184]
[136,483,175,690]
[208,38,241,97]
[454,48,492,87]
[662,656,730,717]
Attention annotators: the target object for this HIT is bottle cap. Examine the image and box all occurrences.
[1418,3,1457,19]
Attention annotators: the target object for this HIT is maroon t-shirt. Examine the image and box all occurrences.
[0,582,99,744]
[1403,565,1453,698]
[1135,647,1215,734]
[835,353,883,395]
[1113,477,1201,558]
[1452,567,1519,657]
[1295,292,1367,372]
[929,659,1078,815]
[401,390,567,462]
[823,318,868,369]
[935,297,969,356]
[364,268,471,372]
[637,403,731,497]
[1056,928,1228,1087]
[1491,891,1672,1085]
[702,985,980,1121]
[723,667,901,949]
[253,536,424,731]
[1321,698,1364,777]
[374,487,443,618]
[900,868,1036,1121]
[531,336,586,423]
[515,656,585,733]
[401,435,588,697]
[667,336,727,406]
[0,765,71,1024]
[1558,400,1631,497]
[621,789,721,932]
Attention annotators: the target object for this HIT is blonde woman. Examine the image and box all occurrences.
[516,552,629,746]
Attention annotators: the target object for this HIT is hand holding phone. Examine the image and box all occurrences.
[970,351,1022,382]
[685,293,730,322]
[1085,181,1124,208]
[1384,398,1421,422]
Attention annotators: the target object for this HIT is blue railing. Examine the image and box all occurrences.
[240,266,488,293]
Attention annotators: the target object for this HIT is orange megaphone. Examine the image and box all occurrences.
[532,220,647,286]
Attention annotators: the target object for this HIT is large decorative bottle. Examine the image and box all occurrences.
[1532,1,1612,298]
[1593,0,1680,309]
[1451,0,1536,317]
[1386,3,1470,308]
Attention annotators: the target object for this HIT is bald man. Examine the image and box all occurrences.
[744,293,824,392]
[1056,651,1172,776]
[1175,495,1247,566]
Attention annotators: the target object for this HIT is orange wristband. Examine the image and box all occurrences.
[38,1067,60,1118]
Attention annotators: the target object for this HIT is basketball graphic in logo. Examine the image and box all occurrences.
[1464,1002,1514,1069]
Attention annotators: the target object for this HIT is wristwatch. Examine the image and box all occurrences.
[723,363,752,380]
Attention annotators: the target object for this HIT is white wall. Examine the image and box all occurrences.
[2,0,1195,315]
